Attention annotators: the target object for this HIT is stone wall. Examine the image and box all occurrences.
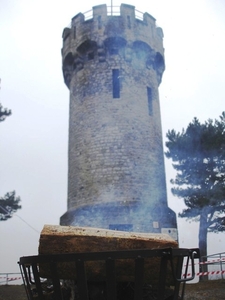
[60,4,176,234]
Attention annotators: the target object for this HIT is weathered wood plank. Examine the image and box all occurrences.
[39,225,178,282]
[39,225,178,254]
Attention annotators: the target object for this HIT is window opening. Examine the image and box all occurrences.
[147,87,153,115]
[73,26,76,39]
[109,224,133,231]
[127,16,131,29]
[98,16,102,29]
[112,69,120,98]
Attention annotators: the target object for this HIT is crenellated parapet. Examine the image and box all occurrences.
[62,4,165,88]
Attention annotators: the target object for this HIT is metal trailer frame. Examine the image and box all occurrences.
[18,247,200,300]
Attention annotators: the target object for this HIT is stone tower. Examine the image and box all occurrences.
[60,4,177,238]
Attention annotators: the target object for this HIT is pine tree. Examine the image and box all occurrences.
[0,103,11,122]
[165,112,225,257]
[0,191,21,220]
[0,91,22,220]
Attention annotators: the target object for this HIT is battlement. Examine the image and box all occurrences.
[62,4,163,55]
[70,4,156,25]
[62,4,165,88]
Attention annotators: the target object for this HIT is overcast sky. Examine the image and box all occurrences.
[0,0,225,278]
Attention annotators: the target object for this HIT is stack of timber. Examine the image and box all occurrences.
[39,225,178,282]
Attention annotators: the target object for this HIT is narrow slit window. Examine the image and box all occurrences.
[147,87,153,115]
[98,16,102,29]
[127,16,131,29]
[112,69,120,98]
[73,26,76,39]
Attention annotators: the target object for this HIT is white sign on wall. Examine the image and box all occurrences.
[161,228,178,241]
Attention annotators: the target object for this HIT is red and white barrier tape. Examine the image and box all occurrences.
[0,276,22,281]
[7,277,22,281]
[184,270,225,277]
[200,257,225,265]
[186,257,225,267]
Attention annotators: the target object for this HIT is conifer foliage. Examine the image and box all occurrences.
[0,191,21,221]
[0,100,22,220]
[0,103,11,122]
[165,112,225,257]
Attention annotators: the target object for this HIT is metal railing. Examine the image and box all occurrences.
[82,6,144,21]
[65,6,145,27]
[201,252,225,280]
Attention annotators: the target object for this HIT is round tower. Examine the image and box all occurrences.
[60,4,177,237]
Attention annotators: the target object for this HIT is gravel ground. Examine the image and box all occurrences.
[0,280,224,300]
[184,279,225,300]
[0,285,26,300]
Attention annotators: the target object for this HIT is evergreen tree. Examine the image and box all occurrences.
[165,112,225,257]
[0,103,11,122]
[0,191,21,220]
[0,98,22,220]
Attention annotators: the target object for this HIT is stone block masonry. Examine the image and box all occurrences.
[60,4,177,237]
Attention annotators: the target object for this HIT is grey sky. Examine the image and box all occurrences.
[0,0,225,278]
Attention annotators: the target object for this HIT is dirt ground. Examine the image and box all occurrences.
[0,280,224,300]
[0,285,26,300]
[184,279,225,300]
